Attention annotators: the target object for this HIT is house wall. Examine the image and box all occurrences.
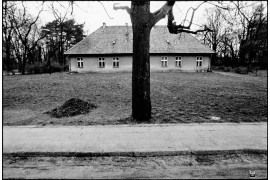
[69,55,211,73]
[70,56,132,73]
[150,55,210,71]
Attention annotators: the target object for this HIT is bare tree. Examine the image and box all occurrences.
[11,2,47,75]
[114,1,212,121]
[223,1,267,70]
[198,7,223,65]
[50,2,73,65]
[3,1,16,73]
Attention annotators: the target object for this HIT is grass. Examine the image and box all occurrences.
[3,71,267,126]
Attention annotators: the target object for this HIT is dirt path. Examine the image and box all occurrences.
[3,153,267,179]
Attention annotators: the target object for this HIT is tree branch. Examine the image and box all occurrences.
[150,1,175,27]
[98,1,113,19]
[166,1,214,34]
[233,1,250,23]
[29,30,50,52]
[175,25,213,34]
[24,2,44,40]
[113,3,130,15]
[181,1,206,29]
[206,2,230,10]
[51,3,61,20]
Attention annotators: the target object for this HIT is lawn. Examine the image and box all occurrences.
[3,71,267,126]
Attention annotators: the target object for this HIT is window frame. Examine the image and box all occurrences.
[77,57,83,68]
[161,56,168,67]
[196,57,203,67]
[112,57,119,68]
[98,57,105,68]
[175,56,182,67]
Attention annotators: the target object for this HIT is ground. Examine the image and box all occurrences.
[3,153,267,179]
[3,70,267,126]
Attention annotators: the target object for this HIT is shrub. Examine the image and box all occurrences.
[218,66,225,71]
[224,66,233,72]
[63,64,69,72]
[212,66,248,74]
[211,66,220,71]
[25,64,34,74]
[26,61,69,74]
[234,66,248,74]
[50,62,63,73]
[33,64,41,74]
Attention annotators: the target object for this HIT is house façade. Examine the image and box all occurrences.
[64,23,214,73]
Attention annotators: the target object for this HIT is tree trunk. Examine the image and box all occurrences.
[5,42,11,72]
[131,2,152,121]
[21,50,27,75]
[22,61,26,75]
[212,42,217,66]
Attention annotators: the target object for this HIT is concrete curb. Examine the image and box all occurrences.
[4,122,267,128]
[3,149,267,158]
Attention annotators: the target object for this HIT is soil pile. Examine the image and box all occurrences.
[45,98,97,118]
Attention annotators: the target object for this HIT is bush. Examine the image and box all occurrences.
[25,64,33,74]
[26,63,42,74]
[234,66,248,74]
[63,64,69,72]
[224,66,233,72]
[212,66,226,71]
[212,66,249,74]
[50,62,63,73]
[25,61,69,74]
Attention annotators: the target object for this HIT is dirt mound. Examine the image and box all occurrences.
[45,98,97,118]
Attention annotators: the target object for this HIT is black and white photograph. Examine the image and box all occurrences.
[2,1,267,179]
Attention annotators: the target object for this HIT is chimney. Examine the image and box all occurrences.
[103,22,106,28]
[125,23,129,36]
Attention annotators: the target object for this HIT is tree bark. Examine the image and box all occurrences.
[21,44,28,75]
[5,41,11,72]
[22,52,26,75]
[131,2,152,121]
[114,1,174,121]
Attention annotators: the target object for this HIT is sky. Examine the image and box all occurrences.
[23,1,214,35]
[20,1,267,36]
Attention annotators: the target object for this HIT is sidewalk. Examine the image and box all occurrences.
[3,123,267,156]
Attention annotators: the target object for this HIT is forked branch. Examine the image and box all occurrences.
[150,1,175,26]
[182,1,206,29]
[167,1,212,34]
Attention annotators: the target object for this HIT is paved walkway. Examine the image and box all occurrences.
[3,123,267,156]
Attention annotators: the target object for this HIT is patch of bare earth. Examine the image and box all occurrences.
[3,153,267,179]
[3,71,267,126]
[45,98,97,118]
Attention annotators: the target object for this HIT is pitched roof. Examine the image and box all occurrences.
[64,25,214,55]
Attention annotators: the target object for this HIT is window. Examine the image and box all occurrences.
[161,57,168,67]
[113,57,119,68]
[98,57,105,68]
[196,57,203,67]
[77,58,83,68]
[175,57,182,67]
